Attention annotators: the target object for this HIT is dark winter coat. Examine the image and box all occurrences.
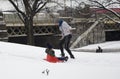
[45,48,55,57]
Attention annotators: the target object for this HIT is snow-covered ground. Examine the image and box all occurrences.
[0,41,120,79]
[73,41,120,52]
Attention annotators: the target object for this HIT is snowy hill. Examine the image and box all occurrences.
[74,41,120,52]
[0,41,120,79]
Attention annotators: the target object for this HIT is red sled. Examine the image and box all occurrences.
[44,54,63,63]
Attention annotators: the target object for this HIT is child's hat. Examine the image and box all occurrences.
[46,43,53,49]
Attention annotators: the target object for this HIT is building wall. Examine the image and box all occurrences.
[70,20,106,48]
[0,12,8,41]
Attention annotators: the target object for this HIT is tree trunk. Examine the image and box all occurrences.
[25,17,34,45]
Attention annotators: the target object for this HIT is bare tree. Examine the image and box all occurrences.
[88,0,120,23]
[8,0,48,45]
[78,2,91,18]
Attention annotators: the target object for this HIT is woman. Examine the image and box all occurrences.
[58,19,75,59]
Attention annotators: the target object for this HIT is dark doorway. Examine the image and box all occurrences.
[105,30,120,41]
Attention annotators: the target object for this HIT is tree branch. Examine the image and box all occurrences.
[9,0,25,17]
[91,0,120,19]
[32,0,39,12]
[35,1,47,14]
[23,0,32,14]
[105,2,120,7]
[17,13,25,24]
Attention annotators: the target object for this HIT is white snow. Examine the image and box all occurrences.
[73,41,120,52]
[0,41,120,79]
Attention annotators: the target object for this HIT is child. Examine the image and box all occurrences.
[96,46,103,53]
[45,43,68,63]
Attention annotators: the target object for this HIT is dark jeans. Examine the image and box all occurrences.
[59,34,74,58]
[57,57,66,61]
